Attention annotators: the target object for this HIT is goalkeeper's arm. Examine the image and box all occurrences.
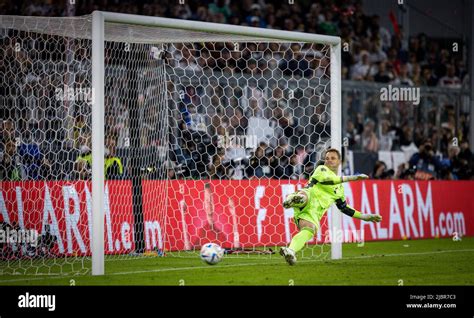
[335,199,382,222]
[305,173,370,188]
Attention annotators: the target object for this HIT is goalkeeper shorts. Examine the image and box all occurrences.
[292,189,322,231]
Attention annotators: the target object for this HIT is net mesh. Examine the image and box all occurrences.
[0,15,335,275]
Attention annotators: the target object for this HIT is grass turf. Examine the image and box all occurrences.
[1,237,473,286]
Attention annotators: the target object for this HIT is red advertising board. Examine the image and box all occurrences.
[0,181,134,255]
[1,180,473,255]
[164,180,474,250]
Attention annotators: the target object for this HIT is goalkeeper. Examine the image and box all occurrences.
[280,148,382,265]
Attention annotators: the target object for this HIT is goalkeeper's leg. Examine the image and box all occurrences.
[281,219,316,265]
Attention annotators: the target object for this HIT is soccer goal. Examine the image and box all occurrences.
[0,11,341,276]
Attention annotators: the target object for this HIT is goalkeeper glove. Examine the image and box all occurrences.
[361,214,382,223]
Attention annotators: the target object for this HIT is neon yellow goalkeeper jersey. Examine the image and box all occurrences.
[294,165,346,226]
[308,165,345,211]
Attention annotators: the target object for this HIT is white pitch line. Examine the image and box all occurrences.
[340,248,474,260]
[1,248,473,284]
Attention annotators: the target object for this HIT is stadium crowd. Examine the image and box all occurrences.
[0,0,472,181]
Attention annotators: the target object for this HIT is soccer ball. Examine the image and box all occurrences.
[200,243,224,265]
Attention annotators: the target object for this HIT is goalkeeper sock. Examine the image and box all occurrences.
[288,227,314,253]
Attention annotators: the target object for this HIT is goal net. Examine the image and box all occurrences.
[0,12,341,276]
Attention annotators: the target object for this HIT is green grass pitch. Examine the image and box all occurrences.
[1,238,473,286]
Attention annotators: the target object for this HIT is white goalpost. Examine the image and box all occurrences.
[91,11,105,276]
[91,11,343,275]
[0,11,341,276]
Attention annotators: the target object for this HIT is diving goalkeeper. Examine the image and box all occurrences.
[280,148,382,265]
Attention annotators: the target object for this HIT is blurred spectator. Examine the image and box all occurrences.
[386,47,402,75]
[18,136,51,180]
[399,126,414,147]
[285,153,302,179]
[278,109,302,144]
[209,0,232,23]
[293,145,309,174]
[1,120,20,145]
[351,52,372,80]
[379,101,398,123]
[176,44,201,71]
[459,140,473,163]
[309,104,331,142]
[379,120,396,151]
[104,135,123,180]
[318,10,337,35]
[344,119,360,149]
[409,35,426,63]
[228,107,247,136]
[174,4,192,20]
[409,140,443,180]
[421,66,438,86]
[370,15,391,50]
[208,153,229,179]
[279,43,312,78]
[438,64,462,88]
[396,162,416,180]
[392,63,414,86]
[174,139,194,177]
[440,145,462,180]
[74,146,91,180]
[73,135,123,180]
[447,141,473,180]
[373,61,394,83]
[369,42,387,64]
[246,144,270,178]
[372,160,394,179]
[439,122,455,155]
[158,160,179,180]
[0,139,22,180]
[306,3,325,29]
[269,145,289,179]
[246,3,266,28]
[361,119,379,153]
[411,64,423,86]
